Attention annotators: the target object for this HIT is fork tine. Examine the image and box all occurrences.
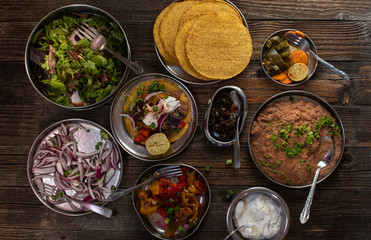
[42,183,56,196]
[161,169,182,176]
[157,165,182,173]
[162,171,183,178]
[78,25,95,41]
[83,23,99,35]
[284,32,301,44]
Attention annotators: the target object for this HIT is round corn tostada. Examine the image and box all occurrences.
[122,79,192,150]
[185,11,252,80]
[153,0,252,81]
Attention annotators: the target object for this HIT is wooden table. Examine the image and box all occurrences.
[0,0,370,239]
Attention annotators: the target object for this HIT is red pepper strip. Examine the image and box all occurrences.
[177,120,186,128]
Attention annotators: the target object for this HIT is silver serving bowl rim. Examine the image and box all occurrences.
[110,73,198,161]
[260,29,318,87]
[247,90,345,188]
[204,85,248,147]
[226,187,290,240]
[24,4,131,110]
[132,163,211,240]
[27,118,123,216]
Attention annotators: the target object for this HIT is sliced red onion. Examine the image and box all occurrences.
[32,167,55,175]
[144,91,163,102]
[32,174,55,180]
[119,113,136,130]
[158,113,169,132]
[56,161,64,176]
[32,123,120,206]
[105,168,115,184]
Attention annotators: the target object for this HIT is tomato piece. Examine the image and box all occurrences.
[134,129,151,143]
[157,207,167,217]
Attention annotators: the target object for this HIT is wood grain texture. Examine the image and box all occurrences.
[0,0,370,239]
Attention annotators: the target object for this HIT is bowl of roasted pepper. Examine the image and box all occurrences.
[261,29,318,86]
[132,164,211,240]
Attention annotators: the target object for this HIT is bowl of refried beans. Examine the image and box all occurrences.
[248,90,345,188]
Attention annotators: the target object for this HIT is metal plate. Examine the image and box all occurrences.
[155,0,249,85]
[132,164,211,240]
[204,85,248,147]
[24,4,131,110]
[110,73,198,161]
[27,118,123,216]
[247,90,345,188]
[260,29,318,87]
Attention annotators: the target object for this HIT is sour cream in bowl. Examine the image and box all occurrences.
[226,187,290,240]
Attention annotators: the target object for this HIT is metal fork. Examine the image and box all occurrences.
[105,165,183,202]
[284,32,349,81]
[43,183,113,218]
[76,23,144,75]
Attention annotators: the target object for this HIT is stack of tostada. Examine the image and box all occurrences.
[153,0,253,81]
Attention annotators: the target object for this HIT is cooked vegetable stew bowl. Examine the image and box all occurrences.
[25,4,131,110]
[132,164,211,240]
[261,29,318,86]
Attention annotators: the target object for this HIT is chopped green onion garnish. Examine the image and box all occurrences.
[205,164,211,172]
[167,208,174,215]
[165,217,171,224]
[177,226,183,232]
[226,159,233,166]
[226,190,235,199]
[169,198,175,203]
[174,206,180,212]
[100,130,109,139]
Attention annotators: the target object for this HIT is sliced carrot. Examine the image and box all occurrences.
[286,30,306,38]
[280,77,293,84]
[291,49,308,65]
[295,31,306,38]
[272,72,288,81]
[286,31,297,36]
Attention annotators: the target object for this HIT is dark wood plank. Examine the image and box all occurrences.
[1,20,370,62]
[0,0,370,22]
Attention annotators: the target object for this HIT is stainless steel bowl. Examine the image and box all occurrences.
[27,118,123,216]
[260,29,318,86]
[248,90,345,188]
[226,187,290,240]
[132,163,211,240]
[110,73,198,161]
[155,0,248,85]
[25,4,131,110]
[204,86,248,147]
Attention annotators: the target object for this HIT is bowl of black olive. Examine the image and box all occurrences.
[204,86,248,147]
[261,29,318,86]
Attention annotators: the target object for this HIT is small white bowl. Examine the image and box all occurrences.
[226,187,290,240]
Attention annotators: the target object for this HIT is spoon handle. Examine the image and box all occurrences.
[105,47,144,75]
[223,225,246,240]
[308,50,349,81]
[105,177,152,202]
[234,117,241,169]
[300,166,322,224]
